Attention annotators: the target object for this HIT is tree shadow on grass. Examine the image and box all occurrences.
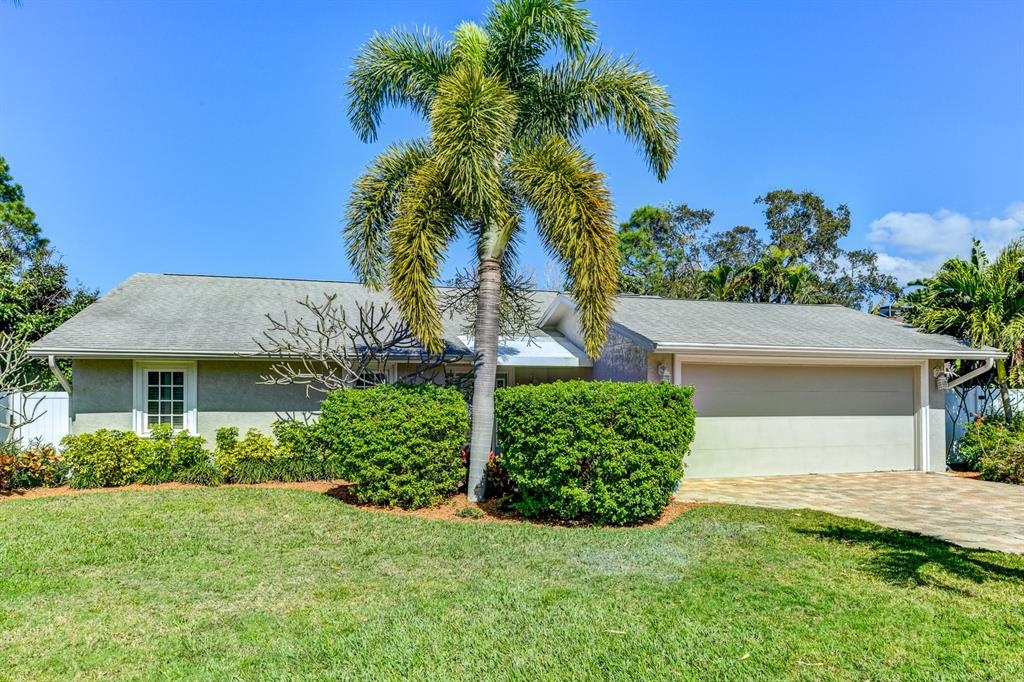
[801,524,1024,592]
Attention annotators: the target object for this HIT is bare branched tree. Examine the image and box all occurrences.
[254,295,463,397]
[441,267,541,342]
[0,332,46,445]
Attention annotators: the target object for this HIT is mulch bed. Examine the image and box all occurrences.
[2,480,695,529]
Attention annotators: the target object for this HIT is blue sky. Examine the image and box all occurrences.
[1,0,1021,294]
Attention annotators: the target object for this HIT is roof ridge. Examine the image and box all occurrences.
[155,272,567,293]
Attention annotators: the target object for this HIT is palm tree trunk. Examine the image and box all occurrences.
[467,257,501,502]
[996,358,1014,422]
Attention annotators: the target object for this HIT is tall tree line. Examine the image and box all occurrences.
[618,190,901,309]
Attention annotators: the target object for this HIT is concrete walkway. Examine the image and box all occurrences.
[677,472,1024,554]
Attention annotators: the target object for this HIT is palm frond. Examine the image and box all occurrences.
[484,0,596,83]
[347,28,454,142]
[430,64,517,219]
[523,50,677,180]
[452,22,490,66]
[388,161,459,352]
[510,136,617,356]
[344,140,434,287]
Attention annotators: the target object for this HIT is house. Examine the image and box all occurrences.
[29,272,1004,479]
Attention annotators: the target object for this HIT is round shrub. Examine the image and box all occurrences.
[495,381,696,525]
[317,383,469,509]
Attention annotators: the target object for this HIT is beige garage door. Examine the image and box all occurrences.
[681,364,917,479]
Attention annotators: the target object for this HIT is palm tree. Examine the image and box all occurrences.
[902,239,1024,421]
[344,0,677,500]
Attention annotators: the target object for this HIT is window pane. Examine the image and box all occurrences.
[171,415,183,429]
[172,386,183,400]
[171,401,184,415]
[148,400,159,415]
[148,386,158,400]
[148,414,159,426]
[148,371,159,385]
[160,371,171,385]
[172,372,184,385]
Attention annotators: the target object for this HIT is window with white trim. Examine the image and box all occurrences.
[133,362,197,435]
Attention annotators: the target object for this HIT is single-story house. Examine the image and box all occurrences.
[29,272,1004,479]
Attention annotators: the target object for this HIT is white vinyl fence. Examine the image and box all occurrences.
[945,386,1024,460]
[0,391,70,447]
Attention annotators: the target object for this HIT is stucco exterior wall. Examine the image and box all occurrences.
[70,359,134,434]
[68,358,593,442]
[195,360,324,441]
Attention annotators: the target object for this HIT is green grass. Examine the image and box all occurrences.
[2,488,1023,680]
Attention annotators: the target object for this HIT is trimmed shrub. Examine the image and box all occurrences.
[62,430,149,488]
[495,381,696,525]
[318,384,469,509]
[957,415,1023,470]
[63,427,214,488]
[979,440,1024,485]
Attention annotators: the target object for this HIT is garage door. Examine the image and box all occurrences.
[681,364,917,479]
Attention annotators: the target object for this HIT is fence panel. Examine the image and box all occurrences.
[0,391,70,447]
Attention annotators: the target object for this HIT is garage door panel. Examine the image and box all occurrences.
[695,416,915,450]
[680,363,917,479]
[692,389,913,418]
[685,444,914,479]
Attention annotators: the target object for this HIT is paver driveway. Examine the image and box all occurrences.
[677,472,1024,554]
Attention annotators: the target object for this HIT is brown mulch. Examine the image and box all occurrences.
[1,479,696,529]
[947,470,983,480]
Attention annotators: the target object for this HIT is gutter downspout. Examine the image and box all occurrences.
[940,357,995,391]
[47,354,72,395]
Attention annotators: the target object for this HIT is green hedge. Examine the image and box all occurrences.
[318,384,469,509]
[495,381,696,525]
[62,425,215,488]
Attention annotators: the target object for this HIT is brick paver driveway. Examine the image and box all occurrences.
[677,472,1024,554]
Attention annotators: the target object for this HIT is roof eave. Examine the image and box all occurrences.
[653,342,1007,360]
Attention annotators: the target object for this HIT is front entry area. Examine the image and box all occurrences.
[679,362,918,479]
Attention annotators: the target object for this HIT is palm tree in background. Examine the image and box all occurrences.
[902,239,1024,421]
[344,0,678,500]
[699,246,822,303]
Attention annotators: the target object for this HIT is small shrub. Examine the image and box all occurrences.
[979,441,1024,485]
[272,419,346,481]
[495,381,696,525]
[455,506,486,519]
[0,441,68,490]
[139,424,211,485]
[318,384,469,509]
[176,460,222,486]
[957,415,1023,470]
[62,430,148,488]
[215,428,278,483]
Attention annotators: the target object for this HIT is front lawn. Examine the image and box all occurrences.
[2,488,1023,680]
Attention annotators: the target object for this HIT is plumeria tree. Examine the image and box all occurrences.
[343,0,677,500]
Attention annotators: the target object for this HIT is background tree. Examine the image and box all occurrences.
[617,189,900,308]
[902,239,1024,421]
[0,156,96,388]
[617,203,712,297]
[344,0,677,500]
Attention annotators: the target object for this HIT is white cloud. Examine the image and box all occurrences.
[867,203,1024,284]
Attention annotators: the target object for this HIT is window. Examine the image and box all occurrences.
[354,370,389,388]
[146,370,186,428]
[133,361,196,435]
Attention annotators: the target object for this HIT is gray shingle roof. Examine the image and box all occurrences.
[30,273,1000,360]
[597,295,999,359]
[29,273,559,358]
